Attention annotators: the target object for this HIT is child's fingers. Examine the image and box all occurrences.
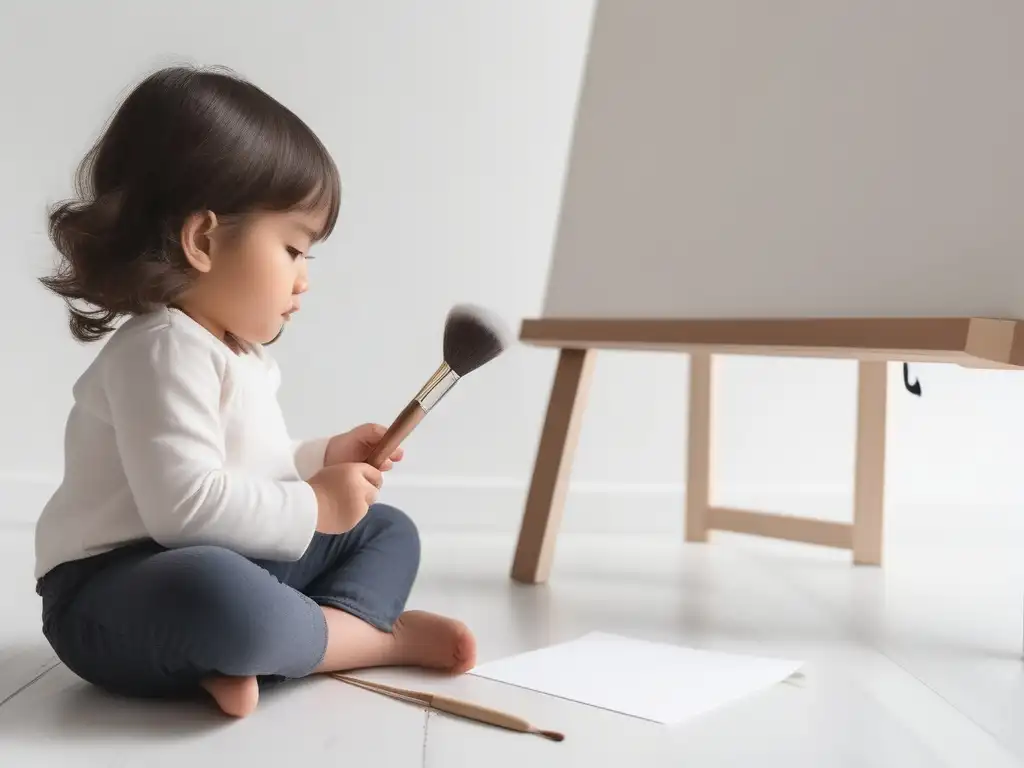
[364,484,380,505]
[360,464,384,488]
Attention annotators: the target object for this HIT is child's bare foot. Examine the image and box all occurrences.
[201,675,259,717]
[391,610,477,674]
[314,607,476,674]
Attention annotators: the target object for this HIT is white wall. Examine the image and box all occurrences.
[2,2,1023,544]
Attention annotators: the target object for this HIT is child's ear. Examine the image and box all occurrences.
[180,211,219,273]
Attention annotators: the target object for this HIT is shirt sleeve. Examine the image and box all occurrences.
[253,342,330,482]
[101,327,318,560]
[292,436,330,480]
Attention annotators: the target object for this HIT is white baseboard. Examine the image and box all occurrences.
[2,471,1020,541]
[0,470,853,535]
[377,476,861,536]
[0,473,61,529]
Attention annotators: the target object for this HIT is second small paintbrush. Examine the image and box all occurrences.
[331,673,564,742]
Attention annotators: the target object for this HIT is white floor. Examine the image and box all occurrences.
[3,505,1024,767]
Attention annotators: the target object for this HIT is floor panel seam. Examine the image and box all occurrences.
[421,710,431,767]
[742,551,1016,757]
[0,658,61,711]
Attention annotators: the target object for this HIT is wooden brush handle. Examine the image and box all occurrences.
[333,676,431,705]
[426,694,533,734]
[336,676,528,733]
[366,400,426,469]
[331,674,561,742]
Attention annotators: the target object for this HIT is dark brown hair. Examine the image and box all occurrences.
[41,65,341,342]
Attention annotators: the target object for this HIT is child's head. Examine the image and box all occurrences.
[41,65,341,346]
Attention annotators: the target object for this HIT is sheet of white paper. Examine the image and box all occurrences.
[469,632,802,725]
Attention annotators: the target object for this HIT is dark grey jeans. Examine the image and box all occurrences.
[36,504,420,699]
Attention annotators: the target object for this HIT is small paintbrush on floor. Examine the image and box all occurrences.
[330,673,565,742]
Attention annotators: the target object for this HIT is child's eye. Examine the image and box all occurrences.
[286,246,304,259]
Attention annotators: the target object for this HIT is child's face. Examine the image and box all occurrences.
[181,206,326,346]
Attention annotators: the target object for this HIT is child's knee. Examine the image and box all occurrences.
[157,549,278,644]
[367,504,420,560]
[162,547,316,673]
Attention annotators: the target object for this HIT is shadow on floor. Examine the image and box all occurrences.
[0,664,264,743]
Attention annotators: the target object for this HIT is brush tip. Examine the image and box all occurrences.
[538,729,565,742]
[443,303,512,377]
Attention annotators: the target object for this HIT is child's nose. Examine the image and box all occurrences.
[294,266,309,294]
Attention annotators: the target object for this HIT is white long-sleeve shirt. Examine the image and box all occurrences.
[34,307,328,580]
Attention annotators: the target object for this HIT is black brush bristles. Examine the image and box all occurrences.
[442,303,510,376]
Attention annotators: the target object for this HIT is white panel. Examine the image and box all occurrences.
[542,0,1024,319]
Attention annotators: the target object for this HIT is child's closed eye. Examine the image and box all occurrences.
[286,246,314,260]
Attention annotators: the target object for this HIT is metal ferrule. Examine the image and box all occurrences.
[414,362,460,412]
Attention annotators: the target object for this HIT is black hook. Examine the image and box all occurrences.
[903,362,921,396]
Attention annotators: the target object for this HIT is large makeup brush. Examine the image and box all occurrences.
[367,303,510,468]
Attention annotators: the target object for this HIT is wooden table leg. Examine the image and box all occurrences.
[511,348,596,584]
[685,353,713,542]
[853,360,887,565]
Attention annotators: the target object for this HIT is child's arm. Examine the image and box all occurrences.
[101,328,318,560]
[292,435,331,480]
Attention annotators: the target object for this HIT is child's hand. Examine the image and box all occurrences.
[324,423,405,471]
[308,463,383,533]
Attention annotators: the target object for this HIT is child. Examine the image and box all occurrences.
[33,65,476,718]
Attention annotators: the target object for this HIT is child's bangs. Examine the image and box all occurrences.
[243,117,341,241]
